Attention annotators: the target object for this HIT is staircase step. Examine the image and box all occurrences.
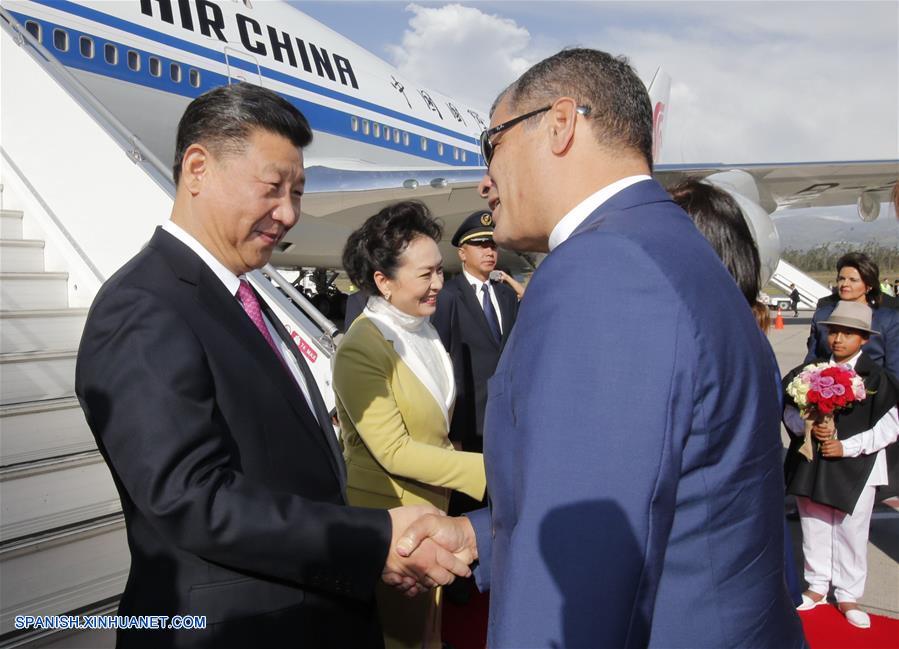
[0,210,24,240]
[0,452,120,543]
[0,350,76,406]
[0,272,68,310]
[0,516,129,636]
[0,397,95,466]
[0,308,88,354]
[0,240,44,272]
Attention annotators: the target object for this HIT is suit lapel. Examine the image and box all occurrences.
[260,298,347,494]
[455,275,501,350]
[497,286,516,345]
[150,229,346,495]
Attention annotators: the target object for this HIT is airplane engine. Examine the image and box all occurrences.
[701,170,781,287]
[857,191,881,222]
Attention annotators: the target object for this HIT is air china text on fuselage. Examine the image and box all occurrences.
[139,0,358,89]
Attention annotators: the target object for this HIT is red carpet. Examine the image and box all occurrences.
[442,584,488,649]
[444,587,899,649]
[799,605,899,649]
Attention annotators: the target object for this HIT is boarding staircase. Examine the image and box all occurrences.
[0,191,128,648]
[769,259,832,309]
[0,10,341,647]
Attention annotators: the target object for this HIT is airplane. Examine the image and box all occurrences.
[0,5,896,642]
[3,0,896,304]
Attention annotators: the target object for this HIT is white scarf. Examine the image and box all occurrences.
[363,296,455,429]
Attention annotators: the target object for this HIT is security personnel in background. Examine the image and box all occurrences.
[432,210,522,458]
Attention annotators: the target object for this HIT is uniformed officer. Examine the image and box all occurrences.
[432,211,522,454]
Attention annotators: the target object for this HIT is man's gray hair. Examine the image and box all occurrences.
[494,48,653,170]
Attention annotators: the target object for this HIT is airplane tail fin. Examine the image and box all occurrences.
[647,67,671,165]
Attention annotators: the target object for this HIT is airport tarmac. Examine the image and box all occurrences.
[771,311,899,620]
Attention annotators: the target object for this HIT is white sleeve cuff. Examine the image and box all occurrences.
[840,436,862,458]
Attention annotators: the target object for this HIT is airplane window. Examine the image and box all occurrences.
[437,143,444,156]
[104,43,118,65]
[189,69,201,88]
[170,63,181,83]
[393,130,400,144]
[127,50,140,72]
[79,36,94,59]
[149,57,161,77]
[453,147,459,161]
[403,132,410,146]
[372,123,380,138]
[362,120,370,136]
[383,127,391,141]
[461,151,467,162]
[421,138,428,152]
[24,21,41,43]
[351,116,359,132]
[52,29,68,52]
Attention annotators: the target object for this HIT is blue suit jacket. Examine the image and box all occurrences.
[468,180,805,648]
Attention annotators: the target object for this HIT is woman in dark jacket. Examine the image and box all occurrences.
[806,252,899,379]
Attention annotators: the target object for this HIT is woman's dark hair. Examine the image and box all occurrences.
[668,178,760,306]
[342,201,443,294]
[836,251,881,306]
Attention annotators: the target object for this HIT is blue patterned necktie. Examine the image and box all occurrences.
[481,283,502,343]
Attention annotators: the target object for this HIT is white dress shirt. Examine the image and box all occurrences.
[463,268,503,334]
[548,174,652,251]
[162,221,321,425]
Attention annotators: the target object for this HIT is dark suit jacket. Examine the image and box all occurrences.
[431,274,518,446]
[76,228,391,648]
[806,297,899,380]
[467,180,805,648]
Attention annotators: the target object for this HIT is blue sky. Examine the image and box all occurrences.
[296,1,898,167]
[294,1,897,226]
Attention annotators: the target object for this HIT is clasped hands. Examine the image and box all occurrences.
[383,505,477,597]
[811,416,843,458]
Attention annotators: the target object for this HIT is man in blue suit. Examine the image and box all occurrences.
[397,49,805,647]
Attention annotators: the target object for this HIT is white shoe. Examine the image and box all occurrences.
[797,592,828,611]
[842,607,871,629]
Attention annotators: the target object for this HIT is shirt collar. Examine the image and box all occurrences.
[830,350,863,368]
[548,175,652,251]
[462,268,489,294]
[163,220,243,295]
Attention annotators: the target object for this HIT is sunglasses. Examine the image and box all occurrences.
[479,104,592,166]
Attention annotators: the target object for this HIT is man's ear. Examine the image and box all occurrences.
[547,97,579,156]
[457,247,466,263]
[181,143,211,196]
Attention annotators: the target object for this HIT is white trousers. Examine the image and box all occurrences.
[796,484,877,602]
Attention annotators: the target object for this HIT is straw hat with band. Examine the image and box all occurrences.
[819,301,880,335]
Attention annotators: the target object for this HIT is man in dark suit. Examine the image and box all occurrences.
[75,83,468,648]
[432,211,520,455]
[398,50,805,647]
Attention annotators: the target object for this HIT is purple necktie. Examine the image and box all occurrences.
[237,279,283,359]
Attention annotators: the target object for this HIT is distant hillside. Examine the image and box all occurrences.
[772,212,899,250]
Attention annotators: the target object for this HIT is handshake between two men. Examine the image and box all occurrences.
[383,506,478,597]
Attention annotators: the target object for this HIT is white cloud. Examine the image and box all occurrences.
[386,3,539,109]
[582,3,899,163]
[383,1,897,164]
